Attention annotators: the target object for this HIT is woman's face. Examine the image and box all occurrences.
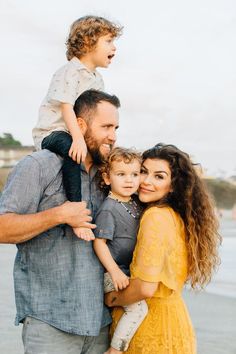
[139,158,172,203]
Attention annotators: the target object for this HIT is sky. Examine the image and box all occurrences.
[0,0,235,176]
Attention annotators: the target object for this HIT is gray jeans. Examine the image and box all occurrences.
[22,317,109,354]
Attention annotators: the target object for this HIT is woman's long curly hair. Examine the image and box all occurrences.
[142,143,221,289]
[66,16,123,60]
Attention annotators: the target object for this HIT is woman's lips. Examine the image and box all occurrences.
[139,186,153,193]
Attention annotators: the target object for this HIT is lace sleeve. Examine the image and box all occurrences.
[130,207,177,291]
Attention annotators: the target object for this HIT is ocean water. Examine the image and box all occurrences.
[205,218,236,298]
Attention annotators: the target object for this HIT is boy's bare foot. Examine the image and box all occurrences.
[104,348,123,354]
[73,227,95,241]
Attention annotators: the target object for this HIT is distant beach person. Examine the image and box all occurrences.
[93,147,148,353]
[105,143,221,354]
[32,16,122,239]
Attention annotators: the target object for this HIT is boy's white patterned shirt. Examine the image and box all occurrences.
[32,57,104,150]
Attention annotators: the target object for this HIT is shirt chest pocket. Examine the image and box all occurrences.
[40,183,66,211]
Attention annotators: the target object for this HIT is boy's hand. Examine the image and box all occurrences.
[73,227,95,242]
[69,137,87,164]
[110,269,129,292]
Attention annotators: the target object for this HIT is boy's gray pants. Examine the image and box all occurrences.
[104,272,148,351]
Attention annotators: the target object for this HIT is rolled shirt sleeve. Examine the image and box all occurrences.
[94,210,116,241]
[130,207,178,291]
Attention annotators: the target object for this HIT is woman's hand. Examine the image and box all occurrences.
[105,291,118,307]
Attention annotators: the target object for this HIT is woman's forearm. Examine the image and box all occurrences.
[105,278,158,307]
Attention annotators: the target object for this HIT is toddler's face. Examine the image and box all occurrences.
[104,159,141,201]
[90,34,116,68]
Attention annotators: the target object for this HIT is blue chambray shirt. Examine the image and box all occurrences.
[0,150,111,335]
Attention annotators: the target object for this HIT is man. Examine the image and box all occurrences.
[0,90,120,354]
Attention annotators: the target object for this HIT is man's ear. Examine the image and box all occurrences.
[102,172,111,186]
[77,117,87,135]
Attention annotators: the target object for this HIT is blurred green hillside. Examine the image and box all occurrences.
[0,133,22,147]
[205,179,236,209]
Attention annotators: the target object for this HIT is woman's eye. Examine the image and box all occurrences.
[140,170,146,174]
[155,175,163,179]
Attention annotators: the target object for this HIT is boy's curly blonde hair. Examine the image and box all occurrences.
[66,16,123,60]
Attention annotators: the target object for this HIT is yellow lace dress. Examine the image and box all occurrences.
[111,206,196,354]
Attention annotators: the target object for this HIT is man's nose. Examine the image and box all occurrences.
[108,129,116,142]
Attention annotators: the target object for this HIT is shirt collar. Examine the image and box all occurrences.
[70,57,97,75]
[81,163,100,180]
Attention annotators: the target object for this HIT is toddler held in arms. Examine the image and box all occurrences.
[93,147,148,353]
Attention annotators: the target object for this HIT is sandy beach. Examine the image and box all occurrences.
[184,291,236,354]
[1,244,236,354]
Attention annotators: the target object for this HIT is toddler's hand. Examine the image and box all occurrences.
[69,137,87,164]
[73,227,95,242]
[110,269,129,291]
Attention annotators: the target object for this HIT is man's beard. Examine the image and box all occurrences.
[84,129,109,166]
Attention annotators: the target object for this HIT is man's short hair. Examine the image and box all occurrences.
[74,89,120,123]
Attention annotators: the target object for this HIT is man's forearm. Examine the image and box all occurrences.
[0,201,94,244]
[0,207,62,244]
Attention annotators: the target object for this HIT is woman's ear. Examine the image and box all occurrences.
[102,172,111,186]
[77,117,87,135]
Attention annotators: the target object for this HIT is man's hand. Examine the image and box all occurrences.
[58,201,96,229]
[69,138,87,164]
[0,201,95,244]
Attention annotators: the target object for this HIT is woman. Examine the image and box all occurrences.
[105,143,221,354]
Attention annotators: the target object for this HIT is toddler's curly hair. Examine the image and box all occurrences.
[66,16,123,60]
